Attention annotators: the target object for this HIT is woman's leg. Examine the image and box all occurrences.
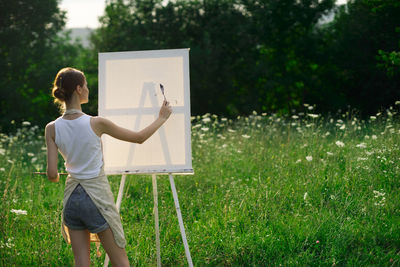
[69,229,91,267]
[97,228,129,267]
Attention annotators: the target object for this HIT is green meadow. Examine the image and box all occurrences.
[1,105,400,266]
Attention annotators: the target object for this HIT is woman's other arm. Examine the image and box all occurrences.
[95,100,172,143]
[45,122,60,182]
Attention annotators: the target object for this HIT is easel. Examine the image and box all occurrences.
[98,48,193,266]
[103,172,193,267]
[101,83,193,266]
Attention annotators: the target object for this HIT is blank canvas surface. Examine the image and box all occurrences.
[98,49,193,174]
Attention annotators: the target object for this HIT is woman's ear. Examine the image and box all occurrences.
[76,85,83,95]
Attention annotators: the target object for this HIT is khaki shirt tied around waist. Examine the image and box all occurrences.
[61,170,126,251]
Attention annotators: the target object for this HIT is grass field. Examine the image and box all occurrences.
[1,105,400,266]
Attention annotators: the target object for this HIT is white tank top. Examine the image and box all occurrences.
[54,114,103,179]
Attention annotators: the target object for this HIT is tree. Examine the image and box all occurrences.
[0,0,82,132]
[92,0,335,116]
[323,0,400,114]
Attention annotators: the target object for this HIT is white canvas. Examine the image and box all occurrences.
[98,49,193,174]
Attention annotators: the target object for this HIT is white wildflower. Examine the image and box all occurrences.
[201,127,209,132]
[357,157,368,161]
[303,192,308,201]
[308,106,314,110]
[370,116,376,121]
[11,209,27,215]
[296,159,302,163]
[335,141,345,147]
[327,152,334,156]
[0,148,5,156]
[395,101,400,105]
[356,143,367,149]
[373,190,385,197]
[222,144,228,148]
[202,117,211,123]
[221,118,227,122]
[241,134,251,139]
[228,128,236,133]
[217,134,226,140]
[192,124,201,129]
[7,160,14,164]
[306,156,313,162]
[27,152,34,157]
[22,121,31,126]
[340,124,346,130]
[307,113,319,119]
[0,238,14,249]
[292,115,299,119]
[373,190,386,207]
[372,135,377,140]
[0,168,5,172]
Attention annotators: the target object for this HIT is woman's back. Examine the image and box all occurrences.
[55,114,103,179]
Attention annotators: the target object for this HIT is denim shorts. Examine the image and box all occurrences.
[63,184,109,233]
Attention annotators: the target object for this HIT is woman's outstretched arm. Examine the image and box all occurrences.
[95,100,172,143]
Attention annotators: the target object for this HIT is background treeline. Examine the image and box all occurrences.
[1,0,399,132]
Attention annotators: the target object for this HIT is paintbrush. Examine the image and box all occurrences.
[33,172,68,175]
[160,84,166,101]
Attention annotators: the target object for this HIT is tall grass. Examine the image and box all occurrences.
[1,104,400,266]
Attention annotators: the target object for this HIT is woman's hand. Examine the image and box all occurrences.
[159,100,172,121]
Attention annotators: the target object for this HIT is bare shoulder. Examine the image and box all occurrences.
[45,121,55,132]
[91,116,108,123]
[45,121,56,139]
[90,116,111,128]
[90,116,113,136]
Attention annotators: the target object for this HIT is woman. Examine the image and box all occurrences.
[45,67,172,266]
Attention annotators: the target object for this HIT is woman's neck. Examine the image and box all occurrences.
[65,94,82,111]
[65,104,82,111]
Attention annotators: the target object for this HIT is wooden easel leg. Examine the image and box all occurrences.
[104,174,127,267]
[168,174,193,267]
[152,174,161,267]
[116,174,127,212]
